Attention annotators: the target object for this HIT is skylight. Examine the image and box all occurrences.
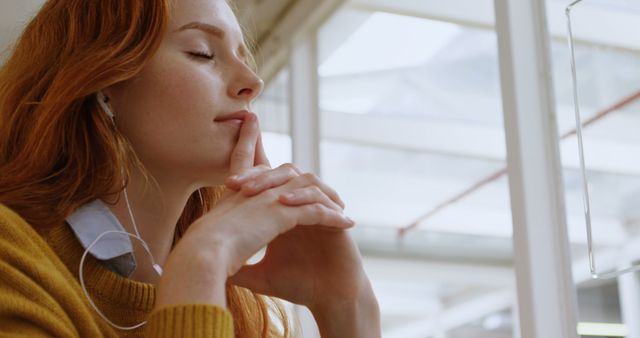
[319,12,461,77]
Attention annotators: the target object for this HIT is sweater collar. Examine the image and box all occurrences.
[66,199,136,277]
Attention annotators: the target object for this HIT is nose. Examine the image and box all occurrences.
[228,61,264,102]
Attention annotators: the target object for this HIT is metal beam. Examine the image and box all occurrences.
[349,0,640,54]
[255,0,345,84]
[289,32,320,175]
[257,100,640,176]
[618,265,640,338]
[384,289,514,338]
[495,0,579,337]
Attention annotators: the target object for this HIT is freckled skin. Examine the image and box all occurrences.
[106,0,263,188]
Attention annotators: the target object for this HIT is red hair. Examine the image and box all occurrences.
[0,0,291,336]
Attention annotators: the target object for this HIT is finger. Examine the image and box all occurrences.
[229,113,258,175]
[289,203,354,230]
[304,224,347,232]
[225,165,271,190]
[255,127,271,168]
[240,164,301,196]
[280,172,346,210]
[278,186,343,212]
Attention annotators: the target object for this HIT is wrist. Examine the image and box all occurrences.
[156,241,230,310]
[309,283,381,338]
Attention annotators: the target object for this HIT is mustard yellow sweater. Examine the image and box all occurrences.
[0,203,234,337]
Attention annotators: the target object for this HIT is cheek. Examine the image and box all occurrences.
[142,58,217,122]
[113,53,235,175]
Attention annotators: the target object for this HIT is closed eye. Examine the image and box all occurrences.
[188,51,215,60]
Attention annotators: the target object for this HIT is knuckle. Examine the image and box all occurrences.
[309,203,325,215]
[291,164,303,174]
[282,163,302,174]
[301,172,319,183]
[309,185,323,195]
[286,168,299,177]
[252,173,268,184]
[254,169,276,182]
[279,164,299,176]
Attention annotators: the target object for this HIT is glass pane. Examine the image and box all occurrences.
[548,0,640,336]
[318,1,515,337]
[253,67,292,167]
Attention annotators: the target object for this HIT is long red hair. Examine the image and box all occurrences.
[0,0,291,336]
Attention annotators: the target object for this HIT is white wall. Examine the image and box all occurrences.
[0,0,45,58]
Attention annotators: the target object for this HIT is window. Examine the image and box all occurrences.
[317,2,515,337]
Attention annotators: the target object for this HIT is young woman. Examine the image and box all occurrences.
[0,0,381,337]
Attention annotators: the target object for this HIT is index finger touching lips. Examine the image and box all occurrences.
[229,113,259,175]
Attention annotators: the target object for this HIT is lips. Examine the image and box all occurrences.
[214,110,250,122]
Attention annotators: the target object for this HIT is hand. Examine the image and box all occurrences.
[225,163,345,212]
[221,147,373,313]
[224,158,381,337]
[155,113,354,309]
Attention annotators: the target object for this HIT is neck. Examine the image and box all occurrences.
[104,168,203,285]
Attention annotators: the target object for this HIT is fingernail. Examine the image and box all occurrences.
[346,217,355,225]
[283,192,296,200]
[229,175,240,181]
[243,181,257,190]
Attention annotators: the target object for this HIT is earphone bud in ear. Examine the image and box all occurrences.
[96,91,115,119]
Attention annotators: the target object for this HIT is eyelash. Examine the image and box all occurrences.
[189,51,215,60]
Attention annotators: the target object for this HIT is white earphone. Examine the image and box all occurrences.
[80,92,164,330]
[96,91,115,119]
[86,94,208,330]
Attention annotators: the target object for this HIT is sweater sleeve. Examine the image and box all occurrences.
[0,205,88,337]
[0,205,235,338]
[144,304,234,338]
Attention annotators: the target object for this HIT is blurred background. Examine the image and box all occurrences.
[2,0,639,337]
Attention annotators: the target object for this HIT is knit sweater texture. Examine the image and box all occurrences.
[0,203,234,337]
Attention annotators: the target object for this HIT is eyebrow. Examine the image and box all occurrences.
[174,21,225,39]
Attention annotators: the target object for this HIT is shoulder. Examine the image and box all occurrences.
[0,203,28,229]
[0,203,77,292]
[0,203,97,336]
[0,203,64,279]
[0,203,52,257]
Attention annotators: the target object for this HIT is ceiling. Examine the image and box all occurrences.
[0,0,43,57]
[0,0,340,83]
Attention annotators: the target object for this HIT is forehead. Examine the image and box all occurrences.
[169,0,243,40]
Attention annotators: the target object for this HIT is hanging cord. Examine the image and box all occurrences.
[566,0,640,279]
[78,186,163,330]
[78,92,202,330]
[78,228,160,330]
[80,93,160,329]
